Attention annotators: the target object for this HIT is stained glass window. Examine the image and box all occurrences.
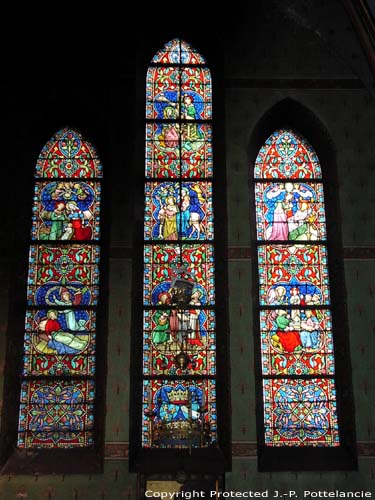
[17,128,102,448]
[142,39,216,448]
[254,129,340,447]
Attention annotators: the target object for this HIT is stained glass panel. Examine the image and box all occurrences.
[144,182,213,241]
[19,128,101,451]
[146,123,180,179]
[181,68,212,119]
[263,378,339,446]
[255,182,326,241]
[143,41,215,450]
[255,129,340,449]
[181,123,213,178]
[258,244,330,306]
[144,244,215,306]
[143,309,216,376]
[23,309,96,376]
[32,181,101,241]
[145,123,213,179]
[152,38,206,65]
[146,67,180,120]
[142,379,216,448]
[260,309,334,375]
[27,244,100,306]
[36,128,102,179]
[18,379,95,448]
[254,130,322,179]
[146,67,211,120]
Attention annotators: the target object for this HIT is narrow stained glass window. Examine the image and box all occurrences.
[254,129,340,447]
[17,128,102,448]
[142,39,216,448]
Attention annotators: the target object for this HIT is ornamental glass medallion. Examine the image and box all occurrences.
[254,129,339,446]
[17,129,101,449]
[143,40,216,448]
[263,379,339,446]
[18,379,95,448]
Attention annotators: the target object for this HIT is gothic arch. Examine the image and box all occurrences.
[0,127,107,474]
[248,99,357,471]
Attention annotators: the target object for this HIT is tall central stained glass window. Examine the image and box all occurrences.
[17,128,102,448]
[142,39,216,448]
[254,129,340,447]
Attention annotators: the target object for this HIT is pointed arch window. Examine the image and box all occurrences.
[142,39,217,450]
[17,128,102,450]
[254,129,340,449]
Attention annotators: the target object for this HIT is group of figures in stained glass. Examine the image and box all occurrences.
[151,292,205,348]
[144,307,216,376]
[256,182,326,241]
[258,244,329,306]
[24,308,95,377]
[145,182,213,240]
[33,181,100,241]
[260,309,335,376]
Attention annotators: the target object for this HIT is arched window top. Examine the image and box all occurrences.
[35,127,103,179]
[254,129,322,180]
[151,38,206,65]
[146,41,211,123]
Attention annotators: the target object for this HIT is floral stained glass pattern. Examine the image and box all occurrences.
[18,128,101,449]
[254,129,322,179]
[254,129,339,447]
[258,244,330,306]
[36,128,102,179]
[263,378,339,446]
[23,309,96,377]
[143,244,215,306]
[143,40,216,448]
[260,309,334,375]
[145,123,213,179]
[18,379,95,448]
[27,244,100,306]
